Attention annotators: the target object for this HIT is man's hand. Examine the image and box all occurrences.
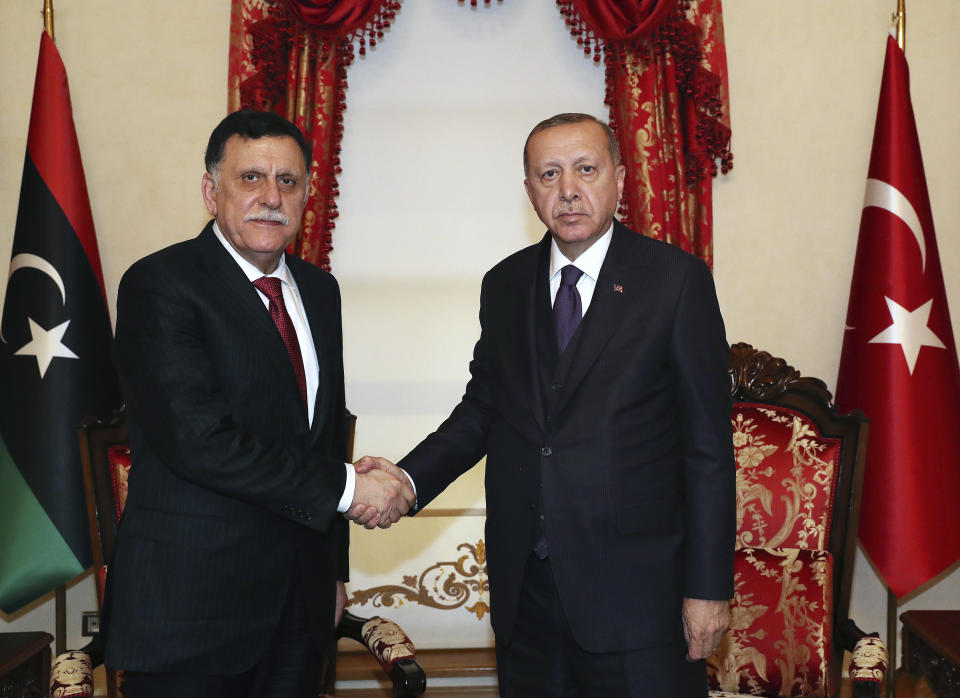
[353,456,417,529]
[335,580,347,628]
[345,456,415,529]
[354,455,407,479]
[682,597,730,661]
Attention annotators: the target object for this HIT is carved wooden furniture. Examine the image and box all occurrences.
[898,610,960,698]
[707,343,887,697]
[48,411,425,698]
[0,632,53,698]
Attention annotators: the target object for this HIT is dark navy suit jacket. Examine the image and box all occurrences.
[104,222,348,673]
[400,221,736,653]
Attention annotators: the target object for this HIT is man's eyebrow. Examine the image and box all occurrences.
[538,152,595,169]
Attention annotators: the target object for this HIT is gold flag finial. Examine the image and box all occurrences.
[894,0,905,52]
[43,0,55,41]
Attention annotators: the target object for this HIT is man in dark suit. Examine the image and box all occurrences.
[361,113,735,696]
[104,110,414,698]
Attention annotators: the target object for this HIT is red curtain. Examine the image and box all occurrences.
[570,0,678,42]
[283,0,389,37]
[227,0,731,269]
[559,0,731,266]
[227,0,400,269]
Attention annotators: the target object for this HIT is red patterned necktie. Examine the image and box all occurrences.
[252,276,308,413]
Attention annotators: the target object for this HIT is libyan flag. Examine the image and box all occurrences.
[0,32,120,614]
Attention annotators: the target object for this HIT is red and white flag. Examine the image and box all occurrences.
[836,33,960,598]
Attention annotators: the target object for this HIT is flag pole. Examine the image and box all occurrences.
[43,0,55,41]
[42,1,69,657]
[895,0,905,52]
[886,7,904,694]
[887,588,897,698]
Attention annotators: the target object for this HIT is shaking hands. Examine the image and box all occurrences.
[346,456,416,530]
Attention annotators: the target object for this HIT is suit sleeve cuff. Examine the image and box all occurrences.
[337,462,355,513]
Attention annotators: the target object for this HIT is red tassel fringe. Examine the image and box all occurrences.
[557,0,732,189]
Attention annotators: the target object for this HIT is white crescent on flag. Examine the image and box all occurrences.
[863,178,926,273]
[1,253,68,344]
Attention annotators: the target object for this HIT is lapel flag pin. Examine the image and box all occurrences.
[613,283,623,294]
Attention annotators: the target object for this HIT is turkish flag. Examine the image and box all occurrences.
[836,34,960,598]
[0,33,120,613]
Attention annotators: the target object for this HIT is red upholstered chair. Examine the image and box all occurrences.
[49,411,426,698]
[707,344,887,698]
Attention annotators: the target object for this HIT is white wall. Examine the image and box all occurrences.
[1,0,957,660]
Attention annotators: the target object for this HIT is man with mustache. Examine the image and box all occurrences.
[104,110,415,697]
[362,113,735,695]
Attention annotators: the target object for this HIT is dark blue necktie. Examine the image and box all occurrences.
[554,264,584,353]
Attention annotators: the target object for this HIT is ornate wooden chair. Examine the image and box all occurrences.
[707,343,887,698]
[49,411,426,698]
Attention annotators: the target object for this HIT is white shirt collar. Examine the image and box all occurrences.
[212,220,292,285]
[549,222,614,281]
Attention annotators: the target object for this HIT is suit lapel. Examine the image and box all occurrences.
[548,222,646,420]
[526,237,553,434]
[197,225,307,419]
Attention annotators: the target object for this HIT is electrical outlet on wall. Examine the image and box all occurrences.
[81,612,100,637]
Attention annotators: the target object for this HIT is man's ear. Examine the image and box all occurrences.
[201,173,218,217]
[524,178,534,205]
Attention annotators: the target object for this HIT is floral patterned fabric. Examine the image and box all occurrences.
[107,444,131,523]
[227,0,401,270]
[732,404,842,551]
[707,403,849,696]
[850,636,887,684]
[49,650,94,697]
[361,616,416,673]
[558,0,732,267]
[708,547,834,697]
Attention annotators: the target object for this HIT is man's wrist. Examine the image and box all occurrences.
[398,467,417,498]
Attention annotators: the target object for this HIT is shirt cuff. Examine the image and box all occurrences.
[337,462,356,513]
[399,467,417,498]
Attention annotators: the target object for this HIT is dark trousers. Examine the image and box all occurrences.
[122,583,323,698]
[496,554,706,698]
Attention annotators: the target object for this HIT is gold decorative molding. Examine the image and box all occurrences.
[347,540,490,620]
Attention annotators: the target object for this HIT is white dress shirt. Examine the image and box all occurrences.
[213,222,355,512]
[403,225,616,504]
[548,222,614,315]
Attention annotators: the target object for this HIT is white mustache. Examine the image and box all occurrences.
[244,209,289,225]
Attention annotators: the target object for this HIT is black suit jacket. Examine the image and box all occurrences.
[104,222,349,673]
[400,221,735,653]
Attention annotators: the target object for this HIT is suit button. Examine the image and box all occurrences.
[528,502,536,510]
[305,512,313,521]
[551,383,563,391]
[541,446,552,457]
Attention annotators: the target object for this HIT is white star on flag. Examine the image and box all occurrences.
[868,296,946,374]
[14,317,79,378]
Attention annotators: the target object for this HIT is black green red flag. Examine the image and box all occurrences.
[0,32,120,613]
